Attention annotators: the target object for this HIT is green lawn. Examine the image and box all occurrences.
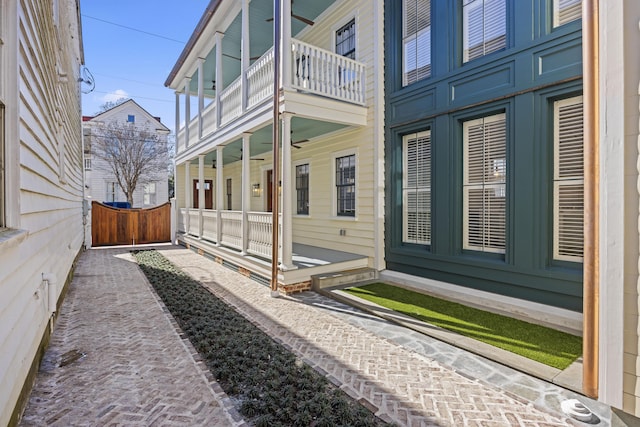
[344,283,582,370]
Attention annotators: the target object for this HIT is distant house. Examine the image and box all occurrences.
[83,99,170,208]
[0,0,85,425]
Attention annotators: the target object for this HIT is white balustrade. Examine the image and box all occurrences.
[187,208,199,236]
[220,78,243,125]
[176,128,186,154]
[247,212,274,258]
[220,210,243,250]
[247,48,275,109]
[201,101,217,138]
[178,208,187,233]
[202,210,218,243]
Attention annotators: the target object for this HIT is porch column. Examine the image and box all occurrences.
[216,146,224,246]
[174,91,181,151]
[280,113,296,270]
[198,154,205,238]
[241,0,250,112]
[241,133,251,255]
[215,32,224,129]
[184,160,191,234]
[281,0,292,89]
[184,77,191,148]
[197,58,205,140]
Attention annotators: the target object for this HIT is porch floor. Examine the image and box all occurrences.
[290,243,366,269]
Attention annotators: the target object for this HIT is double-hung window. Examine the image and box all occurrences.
[463,0,506,63]
[143,182,156,206]
[336,19,356,59]
[336,155,356,217]
[403,0,431,86]
[553,0,582,27]
[463,113,506,253]
[296,164,309,215]
[403,131,431,245]
[106,182,117,203]
[553,96,583,262]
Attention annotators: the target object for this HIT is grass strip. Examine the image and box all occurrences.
[344,283,581,370]
[133,250,390,427]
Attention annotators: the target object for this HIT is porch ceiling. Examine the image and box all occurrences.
[189,117,348,166]
[189,0,337,96]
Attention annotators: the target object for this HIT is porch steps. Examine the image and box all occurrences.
[311,268,378,291]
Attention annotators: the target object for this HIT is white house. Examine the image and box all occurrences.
[83,99,170,209]
[0,0,85,424]
[165,0,385,292]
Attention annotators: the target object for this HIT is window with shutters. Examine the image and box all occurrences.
[463,113,506,253]
[403,0,431,86]
[463,0,506,63]
[553,96,583,262]
[553,0,581,28]
[296,163,309,215]
[403,131,431,245]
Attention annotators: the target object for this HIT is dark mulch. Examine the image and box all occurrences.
[133,250,392,427]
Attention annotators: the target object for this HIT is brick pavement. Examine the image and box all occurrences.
[19,248,241,427]
[158,247,577,427]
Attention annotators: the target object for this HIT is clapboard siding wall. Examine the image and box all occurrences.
[0,0,84,424]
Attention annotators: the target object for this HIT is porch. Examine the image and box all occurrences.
[177,207,369,288]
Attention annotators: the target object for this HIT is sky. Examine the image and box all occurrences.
[80,0,210,133]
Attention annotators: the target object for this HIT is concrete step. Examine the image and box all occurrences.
[311,267,378,291]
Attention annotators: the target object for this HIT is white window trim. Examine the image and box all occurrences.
[293,158,312,218]
[331,148,358,221]
[462,112,507,254]
[553,95,584,262]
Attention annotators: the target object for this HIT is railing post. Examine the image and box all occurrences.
[198,154,205,238]
[281,113,296,270]
[241,0,250,113]
[215,32,224,129]
[241,133,251,255]
[216,146,224,246]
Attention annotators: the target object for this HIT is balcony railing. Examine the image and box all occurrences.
[177,208,283,261]
[176,38,366,154]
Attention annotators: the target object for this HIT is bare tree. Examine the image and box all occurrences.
[91,121,169,207]
[94,97,128,115]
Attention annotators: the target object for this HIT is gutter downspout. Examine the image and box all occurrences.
[582,0,599,399]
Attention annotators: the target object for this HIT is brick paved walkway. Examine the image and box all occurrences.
[19,248,241,427]
[20,245,598,426]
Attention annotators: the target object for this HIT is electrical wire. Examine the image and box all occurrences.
[81,14,186,44]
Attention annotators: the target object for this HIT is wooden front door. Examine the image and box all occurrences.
[267,169,273,212]
[193,179,213,209]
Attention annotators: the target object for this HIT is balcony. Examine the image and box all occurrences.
[176,38,366,156]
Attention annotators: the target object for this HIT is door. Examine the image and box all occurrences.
[193,179,213,209]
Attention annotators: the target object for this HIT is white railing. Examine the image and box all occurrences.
[187,115,199,142]
[247,212,273,258]
[290,39,366,105]
[177,128,186,154]
[220,78,243,125]
[187,209,200,236]
[247,48,275,109]
[202,210,217,243]
[201,101,217,138]
[178,208,187,233]
[220,210,242,250]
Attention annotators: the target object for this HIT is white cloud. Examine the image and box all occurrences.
[101,89,129,103]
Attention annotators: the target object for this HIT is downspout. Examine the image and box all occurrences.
[270,0,282,296]
[582,0,599,399]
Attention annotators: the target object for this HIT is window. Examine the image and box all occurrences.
[336,19,356,59]
[463,0,506,63]
[336,155,356,216]
[463,113,506,253]
[553,96,583,262]
[403,0,431,86]
[84,157,91,170]
[226,178,232,210]
[143,182,156,206]
[127,115,135,123]
[106,182,117,203]
[553,0,581,27]
[296,163,309,215]
[403,130,431,245]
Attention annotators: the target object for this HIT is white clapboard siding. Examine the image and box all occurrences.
[0,0,84,424]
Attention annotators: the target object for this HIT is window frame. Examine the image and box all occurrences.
[334,152,356,218]
[462,0,507,64]
[402,0,432,86]
[402,129,432,246]
[335,18,356,60]
[462,112,507,254]
[295,163,310,216]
